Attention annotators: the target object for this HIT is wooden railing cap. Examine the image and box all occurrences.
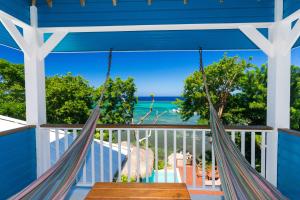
[0,125,36,137]
[40,124,273,131]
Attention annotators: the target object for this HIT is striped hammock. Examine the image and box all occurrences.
[11,49,113,200]
[199,48,287,199]
[209,104,287,200]
[12,108,100,200]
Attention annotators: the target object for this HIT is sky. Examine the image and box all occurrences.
[1,45,300,96]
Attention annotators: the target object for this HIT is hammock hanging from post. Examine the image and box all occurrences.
[12,49,113,200]
[199,48,287,200]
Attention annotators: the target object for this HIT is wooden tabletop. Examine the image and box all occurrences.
[85,183,191,200]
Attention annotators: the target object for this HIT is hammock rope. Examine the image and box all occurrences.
[199,48,287,200]
[12,49,113,200]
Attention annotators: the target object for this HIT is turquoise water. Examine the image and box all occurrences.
[133,100,198,124]
[144,170,180,183]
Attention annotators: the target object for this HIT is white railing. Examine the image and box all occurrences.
[41,125,272,191]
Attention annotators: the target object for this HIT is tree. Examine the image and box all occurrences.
[46,73,94,124]
[0,59,25,120]
[176,55,252,124]
[290,65,300,130]
[240,65,300,129]
[94,77,137,124]
[237,64,268,125]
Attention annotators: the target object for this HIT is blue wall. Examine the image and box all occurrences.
[0,128,37,199]
[278,130,300,200]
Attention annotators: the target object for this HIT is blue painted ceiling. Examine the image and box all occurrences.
[0,1,299,52]
[35,0,274,27]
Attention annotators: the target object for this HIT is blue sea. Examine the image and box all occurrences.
[133,97,198,124]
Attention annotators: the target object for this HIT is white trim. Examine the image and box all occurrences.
[274,0,283,22]
[0,10,31,30]
[38,22,273,34]
[239,25,274,57]
[0,115,27,125]
[30,6,38,28]
[0,43,271,53]
[0,17,31,57]
[38,31,68,60]
[283,9,300,23]
[287,19,300,49]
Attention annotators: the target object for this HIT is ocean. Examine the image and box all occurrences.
[133,97,198,124]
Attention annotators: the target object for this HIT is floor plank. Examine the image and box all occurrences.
[85,183,191,200]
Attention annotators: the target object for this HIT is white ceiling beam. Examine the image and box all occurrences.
[38,31,68,60]
[282,9,300,24]
[0,11,31,30]
[287,19,300,49]
[39,22,273,34]
[0,17,31,57]
[274,0,283,22]
[239,25,274,57]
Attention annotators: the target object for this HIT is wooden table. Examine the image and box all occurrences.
[85,183,191,200]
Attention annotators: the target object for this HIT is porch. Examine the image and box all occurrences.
[0,0,299,199]
[2,123,299,199]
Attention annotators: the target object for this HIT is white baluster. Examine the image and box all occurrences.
[64,129,68,151]
[118,129,121,182]
[155,130,158,183]
[100,129,104,182]
[55,129,59,161]
[261,131,266,177]
[251,131,256,168]
[146,129,149,183]
[183,130,186,183]
[231,131,235,143]
[193,130,196,188]
[127,129,131,183]
[173,130,177,183]
[164,129,168,183]
[212,144,216,189]
[241,131,245,156]
[83,158,87,184]
[202,130,206,188]
[91,139,95,184]
[109,129,113,181]
[136,129,140,182]
[72,129,77,141]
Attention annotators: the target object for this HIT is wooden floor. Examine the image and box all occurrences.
[85,183,191,200]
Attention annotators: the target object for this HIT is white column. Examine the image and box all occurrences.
[24,6,49,176]
[24,7,46,126]
[265,1,290,186]
[266,22,291,186]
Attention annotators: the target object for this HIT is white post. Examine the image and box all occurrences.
[24,6,49,177]
[24,6,46,125]
[266,1,291,185]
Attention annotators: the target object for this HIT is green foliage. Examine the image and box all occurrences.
[177,55,300,130]
[157,160,165,170]
[291,65,300,130]
[237,64,268,125]
[0,59,26,120]
[46,73,94,124]
[121,175,136,182]
[95,77,137,124]
[0,58,137,125]
[176,55,252,124]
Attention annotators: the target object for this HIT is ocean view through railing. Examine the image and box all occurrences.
[40,124,273,191]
